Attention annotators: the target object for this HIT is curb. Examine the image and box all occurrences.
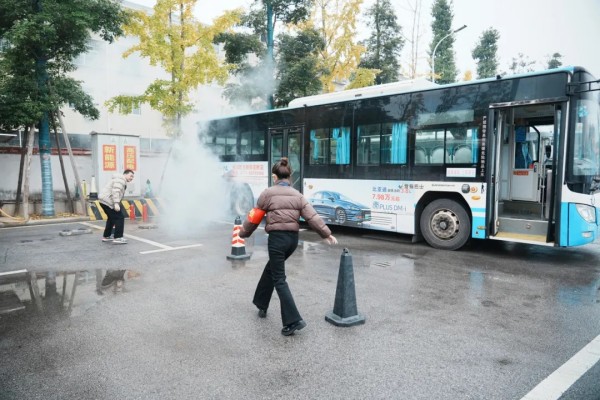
[0,216,90,228]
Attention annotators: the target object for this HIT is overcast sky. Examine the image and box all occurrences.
[131,0,600,79]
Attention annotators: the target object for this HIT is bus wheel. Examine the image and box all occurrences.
[230,183,254,217]
[335,208,347,225]
[420,199,470,250]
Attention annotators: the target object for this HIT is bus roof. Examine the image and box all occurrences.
[287,78,439,107]
[201,66,588,123]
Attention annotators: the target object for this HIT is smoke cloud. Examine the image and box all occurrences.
[157,117,228,236]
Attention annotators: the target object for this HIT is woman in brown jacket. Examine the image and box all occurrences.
[240,158,337,336]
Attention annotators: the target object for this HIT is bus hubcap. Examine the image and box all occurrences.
[431,210,458,240]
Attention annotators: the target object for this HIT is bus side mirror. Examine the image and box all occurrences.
[545,145,551,159]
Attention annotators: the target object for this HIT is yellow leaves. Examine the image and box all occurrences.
[108,0,242,136]
[346,68,379,89]
[307,0,366,93]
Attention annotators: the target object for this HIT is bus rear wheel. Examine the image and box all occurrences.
[420,199,470,250]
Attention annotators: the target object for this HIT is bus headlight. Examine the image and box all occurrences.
[575,204,596,223]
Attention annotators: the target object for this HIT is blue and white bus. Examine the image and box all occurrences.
[202,67,600,250]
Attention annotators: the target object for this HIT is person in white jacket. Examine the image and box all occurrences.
[98,169,134,244]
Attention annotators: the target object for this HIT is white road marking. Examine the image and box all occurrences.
[79,222,202,254]
[0,269,28,277]
[140,244,203,255]
[520,334,600,400]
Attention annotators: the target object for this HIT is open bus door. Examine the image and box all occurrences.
[268,126,304,192]
[487,102,561,245]
[488,109,505,236]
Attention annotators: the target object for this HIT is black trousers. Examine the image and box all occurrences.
[100,203,124,239]
[253,231,301,326]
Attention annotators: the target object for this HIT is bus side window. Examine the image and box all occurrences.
[309,129,329,165]
[415,147,428,164]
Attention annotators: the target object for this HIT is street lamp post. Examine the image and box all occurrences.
[432,24,467,83]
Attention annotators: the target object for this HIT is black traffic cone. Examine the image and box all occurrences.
[325,248,365,327]
[226,216,251,260]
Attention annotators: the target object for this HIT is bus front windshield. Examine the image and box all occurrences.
[568,81,600,193]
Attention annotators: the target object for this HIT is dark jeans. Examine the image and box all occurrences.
[253,231,301,326]
[100,203,124,239]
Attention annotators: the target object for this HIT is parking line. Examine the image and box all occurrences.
[80,222,170,249]
[520,334,600,400]
[140,244,203,255]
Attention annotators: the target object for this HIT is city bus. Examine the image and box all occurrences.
[201,66,600,250]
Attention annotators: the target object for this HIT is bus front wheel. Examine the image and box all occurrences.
[420,199,470,250]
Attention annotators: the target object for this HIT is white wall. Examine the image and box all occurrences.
[0,153,168,202]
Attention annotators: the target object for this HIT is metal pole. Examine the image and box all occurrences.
[432,24,467,83]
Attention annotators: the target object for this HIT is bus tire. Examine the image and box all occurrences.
[229,183,254,217]
[420,199,470,250]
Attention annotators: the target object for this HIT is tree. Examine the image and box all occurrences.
[215,28,267,109]
[302,0,365,92]
[0,0,127,216]
[274,28,325,107]
[508,52,537,74]
[401,0,425,79]
[346,67,380,89]
[429,0,458,84]
[359,0,404,84]
[106,0,241,137]
[215,0,312,109]
[472,28,499,79]
[547,52,563,69]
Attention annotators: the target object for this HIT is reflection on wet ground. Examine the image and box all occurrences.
[0,269,141,322]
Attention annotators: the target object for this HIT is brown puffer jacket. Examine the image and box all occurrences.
[239,180,331,239]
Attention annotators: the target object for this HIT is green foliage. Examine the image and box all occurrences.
[215,32,265,70]
[106,0,241,136]
[508,52,537,74]
[547,52,563,69]
[217,0,313,109]
[0,0,127,130]
[472,28,499,79]
[215,11,268,109]
[265,0,313,26]
[358,0,404,84]
[274,28,325,106]
[429,0,457,84]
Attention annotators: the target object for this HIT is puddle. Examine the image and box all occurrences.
[0,269,141,321]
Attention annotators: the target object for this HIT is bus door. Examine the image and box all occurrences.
[268,125,303,192]
[488,102,562,244]
[489,109,506,236]
[509,123,540,202]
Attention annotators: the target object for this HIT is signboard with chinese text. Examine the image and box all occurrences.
[91,133,141,197]
[124,145,137,171]
[102,145,117,171]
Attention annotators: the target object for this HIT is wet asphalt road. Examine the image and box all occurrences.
[0,218,599,399]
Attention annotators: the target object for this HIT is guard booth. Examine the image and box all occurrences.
[90,132,141,197]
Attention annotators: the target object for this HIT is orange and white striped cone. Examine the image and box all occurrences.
[226,216,251,260]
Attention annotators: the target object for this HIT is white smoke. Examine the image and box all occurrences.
[157,116,228,235]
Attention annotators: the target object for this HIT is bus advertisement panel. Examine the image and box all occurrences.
[304,178,487,248]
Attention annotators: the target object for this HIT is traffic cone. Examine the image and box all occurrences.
[226,216,251,260]
[325,248,366,327]
[89,175,98,200]
[129,204,135,221]
[142,203,149,223]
